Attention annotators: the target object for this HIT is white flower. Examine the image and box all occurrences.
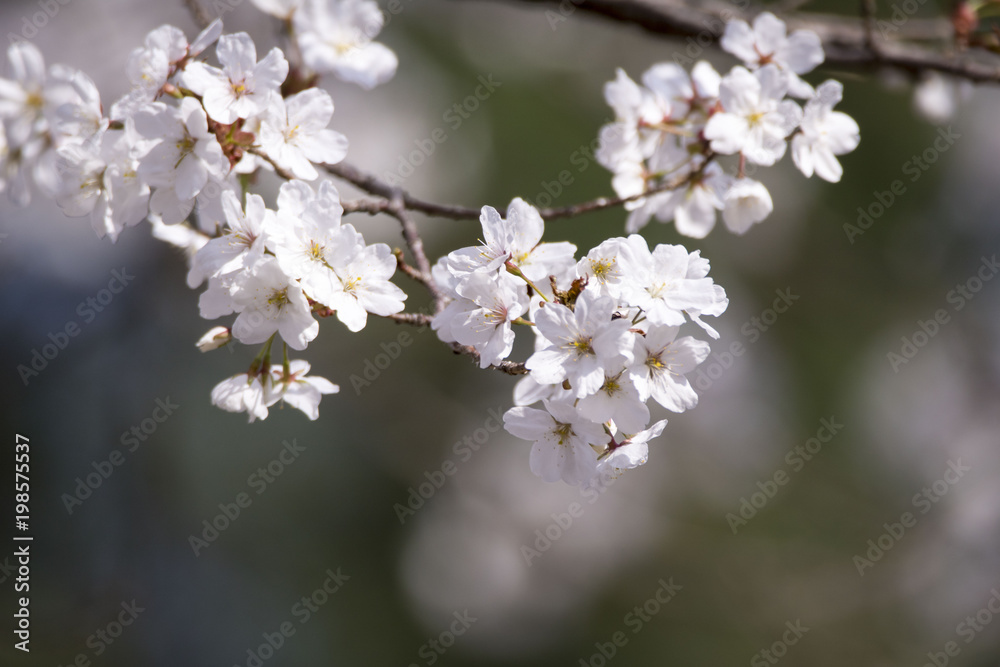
[641,60,720,120]
[721,12,823,97]
[576,237,638,300]
[294,0,398,89]
[589,419,667,486]
[267,179,350,306]
[55,130,151,242]
[183,33,289,124]
[0,41,50,146]
[134,97,230,223]
[188,190,274,287]
[266,359,339,420]
[626,161,732,238]
[792,80,860,183]
[124,20,223,103]
[704,65,802,167]
[576,368,650,433]
[526,290,634,398]
[228,256,320,349]
[503,400,608,485]
[913,72,972,125]
[722,177,773,234]
[250,0,303,19]
[324,236,407,332]
[432,271,529,369]
[258,88,348,179]
[50,66,105,146]
[211,372,274,422]
[447,198,577,285]
[628,325,709,412]
[622,238,728,337]
[196,326,232,351]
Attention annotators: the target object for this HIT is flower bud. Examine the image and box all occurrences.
[196,326,231,352]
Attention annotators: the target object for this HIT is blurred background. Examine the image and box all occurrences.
[2,0,1000,664]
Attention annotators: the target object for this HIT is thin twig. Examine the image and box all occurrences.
[385,312,434,326]
[325,162,482,220]
[393,248,431,285]
[327,161,691,223]
[477,0,1000,84]
[449,342,529,375]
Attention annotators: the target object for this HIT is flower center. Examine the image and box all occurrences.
[568,335,594,357]
[267,288,289,309]
[590,258,615,281]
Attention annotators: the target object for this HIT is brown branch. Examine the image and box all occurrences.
[385,312,434,326]
[392,248,435,287]
[449,342,529,375]
[326,161,691,223]
[325,162,482,220]
[476,0,1000,84]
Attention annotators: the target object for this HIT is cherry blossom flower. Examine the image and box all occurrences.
[628,325,709,412]
[526,290,634,398]
[258,88,348,180]
[577,367,650,433]
[792,80,860,183]
[183,33,289,124]
[134,97,230,223]
[722,177,773,234]
[588,419,668,486]
[503,400,608,485]
[225,256,320,349]
[622,238,728,337]
[267,359,339,420]
[704,65,802,167]
[432,271,529,369]
[721,12,823,98]
[188,190,275,287]
[294,0,398,89]
[211,372,274,422]
[55,130,151,242]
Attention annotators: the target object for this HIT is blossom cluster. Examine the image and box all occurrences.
[0,5,870,487]
[597,12,861,238]
[0,0,399,421]
[431,199,727,487]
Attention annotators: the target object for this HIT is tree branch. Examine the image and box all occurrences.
[474,0,1000,84]
[449,342,530,375]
